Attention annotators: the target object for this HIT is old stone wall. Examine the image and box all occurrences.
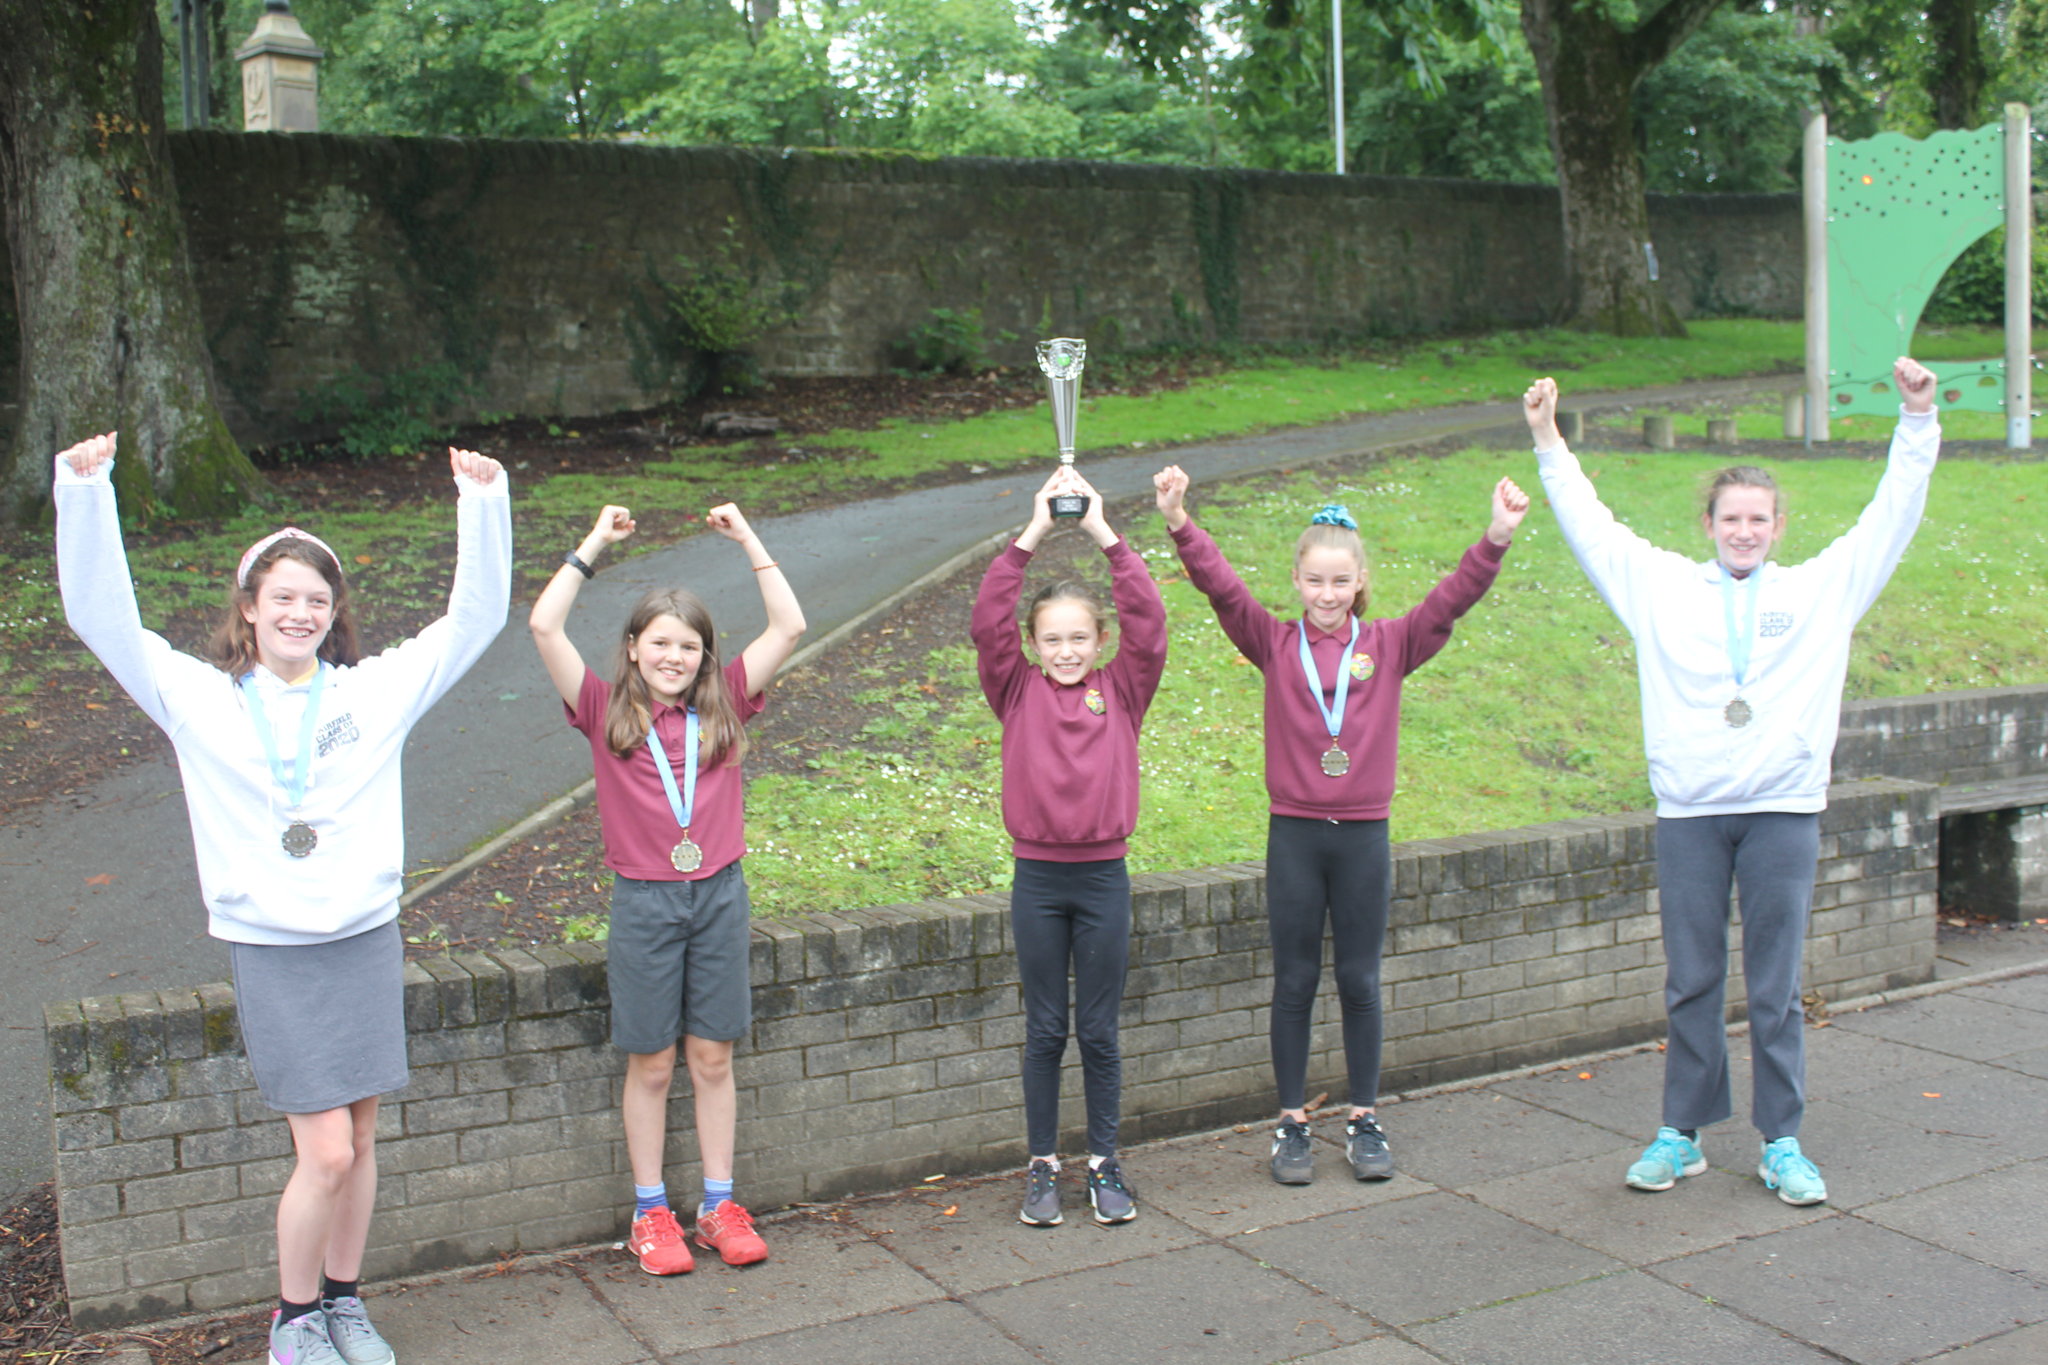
[1834,684,2048,786]
[48,778,1931,1327]
[0,134,1800,447]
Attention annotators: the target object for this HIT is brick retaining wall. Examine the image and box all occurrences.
[47,778,1934,1327]
[1835,685,2048,787]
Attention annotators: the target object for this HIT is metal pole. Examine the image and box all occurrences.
[1803,108,1829,445]
[1332,0,1345,175]
[2005,103,2032,450]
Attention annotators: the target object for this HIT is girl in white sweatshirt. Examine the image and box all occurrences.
[55,433,511,1365]
[1524,359,1939,1210]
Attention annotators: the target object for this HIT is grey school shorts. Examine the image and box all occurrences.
[606,862,753,1054]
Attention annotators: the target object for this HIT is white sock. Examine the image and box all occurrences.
[1087,1154,1106,1171]
[1031,1154,1059,1171]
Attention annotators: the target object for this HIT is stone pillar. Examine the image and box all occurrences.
[235,1,323,133]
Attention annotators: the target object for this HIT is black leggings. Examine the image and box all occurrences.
[1266,814,1392,1112]
[1010,857,1131,1158]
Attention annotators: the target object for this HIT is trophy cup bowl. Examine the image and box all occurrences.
[1037,338,1088,519]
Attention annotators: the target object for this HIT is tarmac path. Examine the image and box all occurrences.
[0,377,1785,1197]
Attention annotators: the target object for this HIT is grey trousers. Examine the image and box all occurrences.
[1655,812,1821,1140]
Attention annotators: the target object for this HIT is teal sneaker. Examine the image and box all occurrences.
[1758,1137,1828,1205]
[1625,1127,1706,1191]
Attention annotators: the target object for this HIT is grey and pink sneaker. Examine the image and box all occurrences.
[269,1308,348,1365]
[322,1295,398,1365]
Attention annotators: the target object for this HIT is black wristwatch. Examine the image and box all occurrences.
[563,550,595,579]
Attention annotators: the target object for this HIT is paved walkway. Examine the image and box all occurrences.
[115,940,2048,1365]
[0,377,1789,1196]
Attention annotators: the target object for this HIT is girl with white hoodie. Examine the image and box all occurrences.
[1523,358,1938,1208]
[55,433,511,1365]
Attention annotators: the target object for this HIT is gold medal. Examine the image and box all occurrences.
[1320,745,1350,777]
[671,838,704,874]
[281,821,318,858]
[1725,697,1753,728]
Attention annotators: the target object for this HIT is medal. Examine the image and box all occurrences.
[243,665,326,858]
[1725,698,1753,728]
[1298,615,1361,778]
[647,707,704,875]
[1719,567,1761,730]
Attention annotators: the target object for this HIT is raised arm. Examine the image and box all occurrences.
[1803,356,1942,618]
[381,447,513,725]
[1158,465,1280,668]
[529,504,635,706]
[710,504,805,700]
[1392,479,1520,675]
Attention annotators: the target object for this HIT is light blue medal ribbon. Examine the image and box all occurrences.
[646,707,704,872]
[1720,568,1759,727]
[1298,616,1360,775]
[241,665,326,856]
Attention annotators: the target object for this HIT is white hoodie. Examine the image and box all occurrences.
[55,454,512,945]
[1536,408,1940,818]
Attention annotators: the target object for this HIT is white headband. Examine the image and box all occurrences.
[237,527,343,589]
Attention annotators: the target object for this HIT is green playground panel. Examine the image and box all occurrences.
[1828,125,2008,416]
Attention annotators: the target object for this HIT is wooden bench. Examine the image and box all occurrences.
[1937,776,2048,921]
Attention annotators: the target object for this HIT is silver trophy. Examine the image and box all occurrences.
[1036,338,1088,519]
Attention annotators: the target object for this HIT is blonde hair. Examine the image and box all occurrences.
[603,589,748,765]
[1705,465,1782,518]
[1294,523,1370,617]
[206,539,362,676]
[1024,580,1109,637]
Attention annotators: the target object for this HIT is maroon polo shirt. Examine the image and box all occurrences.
[568,657,764,880]
[1170,518,1505,821]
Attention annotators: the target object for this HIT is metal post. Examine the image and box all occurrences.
[2005,103,2032,450]
[1331,0,1345,175]
[1803,108,1829,445]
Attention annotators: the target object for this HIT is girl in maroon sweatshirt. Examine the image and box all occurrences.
[1155,464,1527,1185]
[971,466,1167,1228]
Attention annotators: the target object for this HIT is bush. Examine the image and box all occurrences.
[905,306,1012,374]
[297,362,471,459]
[655,220,803,399]
[1922,224,2048,326]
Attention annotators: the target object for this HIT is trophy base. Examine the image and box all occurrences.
[1050,493,1090,519]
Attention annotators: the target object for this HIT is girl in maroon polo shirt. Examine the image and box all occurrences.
[1155,465,1527,1185]
[971,466,1166,1228]
[529,502,805,1277]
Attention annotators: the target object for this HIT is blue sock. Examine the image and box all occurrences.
[700,1177,733,1216]
[633,1182,667,1218]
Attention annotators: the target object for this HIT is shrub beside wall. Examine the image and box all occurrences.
[48,778,1934,1328]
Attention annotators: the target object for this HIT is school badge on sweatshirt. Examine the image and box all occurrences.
[1085,688,1106,715]
[1349,652,1375,681]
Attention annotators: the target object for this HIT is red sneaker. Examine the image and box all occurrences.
[627,1206,694,1275]
[693,1201,768,1266]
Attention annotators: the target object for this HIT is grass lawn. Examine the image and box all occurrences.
[739,441,2048,915]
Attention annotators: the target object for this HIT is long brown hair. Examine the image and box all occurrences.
[1294,522,1371,617]
[206,539,361,676]
[603,588,747,766]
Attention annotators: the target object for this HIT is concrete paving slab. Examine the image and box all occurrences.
[1486,1049,1683,1139]
[1794,1099,2019,1208]
[582,1213,942,1354]
[1240,1192,1623,1328]
[1987,1043,2048,1080]
[671,1299,1041,1365]
[1824,1060,2048,1158]
[839,1166,1201,1294]
[371,1263,652,1365]
[1829,995,2048,1062]
[1283,1338,1444,1365]
[1922,1321,2048,1362]
[1953,972,2048,1013]
[1803,1023,1971,1099]
[1376,1089,1625,1189]
[970,1242,1375,1364]
[1407,1268,1836,1365]
[1136,1125,1429,1238]
[1857,1159,2048,1283]
[1462,1144,1832,1265]
[1649,1216,2048,1365]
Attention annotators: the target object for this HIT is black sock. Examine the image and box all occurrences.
[320,1276,359,1303]
[279,1296,321,1324]
[1679,1129,1699,1142]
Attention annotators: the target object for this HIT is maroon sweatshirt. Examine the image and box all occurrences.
[1170,519,1505,821]
[971,538,1168,861]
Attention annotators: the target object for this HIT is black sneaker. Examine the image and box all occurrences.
[1345,1113,1395,1181]
[1270,1119,1314,1184]
[1018,1158,1062,1226]
[1086,1157,1138,1224]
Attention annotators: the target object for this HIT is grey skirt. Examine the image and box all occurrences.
[229,918,408,1114]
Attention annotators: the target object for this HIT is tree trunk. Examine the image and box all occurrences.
[1521,0,1723,336]
[1926,0,1984,130]
[0,0,258,523]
